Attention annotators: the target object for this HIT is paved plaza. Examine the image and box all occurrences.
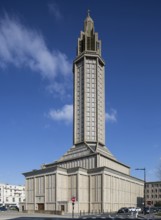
[0,211,65,220]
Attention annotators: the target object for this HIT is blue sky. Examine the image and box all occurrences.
[0,0,161,185]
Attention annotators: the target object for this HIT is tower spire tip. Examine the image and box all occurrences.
[87,9,90,17]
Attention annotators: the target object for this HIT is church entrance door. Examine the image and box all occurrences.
[61,205,65,211]
[37,203,44,211]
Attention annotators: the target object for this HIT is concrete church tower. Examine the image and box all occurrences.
[50,11,116,166]
[23,12,144,214]
[74,10,105,146]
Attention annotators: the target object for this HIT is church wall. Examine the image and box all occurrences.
[68,175,77,201]
[100,155,130,175]
[24,167,143,214]
[35,176,45,196]
[74,60,84,144]
[25,178,35,211]
[27,204,35,211]
[67,174,79,213]
[34,176,45,208]
[97,60,105,144]
[59,155,96,170]
[103,173,143,212]
[90,174,102,212]
[57,174,68,201]
[79,174,89,212]
[79,174,89,201]
[84,58,97,143]
[26,178,34,203]
[45,174,56,211]
[46,203,55,211]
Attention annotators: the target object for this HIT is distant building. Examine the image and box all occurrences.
[23,12,144,214]
[0,183,25,207]
[146,181,161,206]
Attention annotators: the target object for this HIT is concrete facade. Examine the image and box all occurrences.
[23,12,144,214]
[73,11,105,147]
[24,166,143,213]
[0,183,25,207]
[145,181,161,206]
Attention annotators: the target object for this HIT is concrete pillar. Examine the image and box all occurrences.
[55,172,58,211]
[89,175,92,213]
[77,172,80,213]
[97,154,100,167]
[34,177,36,210]
[44,175,46,210]
[102,173,104,212]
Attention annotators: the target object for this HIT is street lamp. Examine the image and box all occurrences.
[135,168,146,213]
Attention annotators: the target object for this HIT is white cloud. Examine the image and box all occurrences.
[46,75,73,99]
[0,14,71,79]
[48,104,73,123]
[48,105,117,124]
[47,82,66,96]
[105,109,117,123]
[48,3,63,21]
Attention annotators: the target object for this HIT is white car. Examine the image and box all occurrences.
[128,207,136,212]
[128,207,141,212]
[136,207,142,212]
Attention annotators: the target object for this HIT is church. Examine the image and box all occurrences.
[23,12,144,214]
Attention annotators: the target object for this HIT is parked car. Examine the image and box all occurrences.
[0,206,7,211]
[143,207,150,214]
[128,207,136,212]
[9,205,19,211]
[157,207,161,213]
[118,207,129,213]
[150,207,159,213]
[136,207,142,212]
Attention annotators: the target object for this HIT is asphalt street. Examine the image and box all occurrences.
[0,211,62,220]
[0,211,161,220]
